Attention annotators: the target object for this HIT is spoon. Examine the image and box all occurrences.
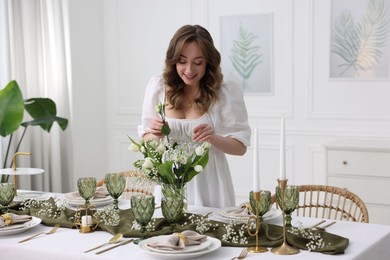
[314,221,336,232]
[84,233,123,253]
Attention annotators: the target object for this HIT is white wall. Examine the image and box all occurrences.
[67,0,390,211]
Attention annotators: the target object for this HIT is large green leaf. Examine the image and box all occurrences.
[0,80,24,137]
[22,98,68,132]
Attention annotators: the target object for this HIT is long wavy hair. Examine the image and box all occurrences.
[163,24,223,111]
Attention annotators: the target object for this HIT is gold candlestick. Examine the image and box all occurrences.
[271,179,299,255]
[247,191,268,253]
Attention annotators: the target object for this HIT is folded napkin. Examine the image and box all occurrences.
[65,185,109,200]
[0,213,32,228]
[147,230,207,251]
[223,203,253,217]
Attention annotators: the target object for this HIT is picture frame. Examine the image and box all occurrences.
[220,13,274,94]
[330,0,390,79]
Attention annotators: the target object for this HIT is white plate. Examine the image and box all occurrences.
[14,192,52,202]
[66,196,113,207]
[212,207,281,224]
[0,217,42,236]
[145,235,212,254]
[139,236,221,259]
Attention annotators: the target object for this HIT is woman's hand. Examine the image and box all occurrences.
[193,123,247,155]
[145,117,168,139]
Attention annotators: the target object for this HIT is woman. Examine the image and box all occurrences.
[138,24,251,208]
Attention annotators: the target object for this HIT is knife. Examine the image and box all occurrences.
[95,239,134,255]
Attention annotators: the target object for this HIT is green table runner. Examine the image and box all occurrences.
[7,198,348,254]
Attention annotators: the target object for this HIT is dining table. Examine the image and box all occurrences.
[1,190,390,260]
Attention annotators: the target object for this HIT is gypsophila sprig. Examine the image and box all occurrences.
[20,198,65,219]
[183,213,219,234]
[128,135,210,190]
[131,218,156,232]
[221,220,249,245]
[288,221,330,251]
[94,205,120,226]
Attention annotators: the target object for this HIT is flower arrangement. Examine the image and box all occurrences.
[128,102,210,190]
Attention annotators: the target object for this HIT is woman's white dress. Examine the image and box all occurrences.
[138,76,251,208]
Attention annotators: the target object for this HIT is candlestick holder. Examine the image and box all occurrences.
[271,179,299,255]
[74,204,99,233]
[247,191,268,253]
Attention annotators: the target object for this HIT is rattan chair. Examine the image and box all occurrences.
[121,170,156,199]
[274,185,369,223]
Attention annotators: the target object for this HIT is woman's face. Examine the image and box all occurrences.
[176,41,206,87]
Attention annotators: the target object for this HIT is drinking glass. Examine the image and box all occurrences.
[276,185,299,227]
[105,173,126,209]
[0,183,16,214]
[161,196,183,231]
[77,177,96,207]
[131,194,155,244]
[249,190,271,222]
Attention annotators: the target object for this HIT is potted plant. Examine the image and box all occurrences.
[0,80,68,182]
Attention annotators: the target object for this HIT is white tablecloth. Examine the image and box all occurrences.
[1,192,390,260]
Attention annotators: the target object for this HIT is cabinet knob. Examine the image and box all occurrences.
[342,161,348,165]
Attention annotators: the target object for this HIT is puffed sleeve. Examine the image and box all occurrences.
[137,76,165,138]
[209,80,251,146]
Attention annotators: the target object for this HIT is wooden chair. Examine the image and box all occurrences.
[121,170,156,199]
[274,184,369,223]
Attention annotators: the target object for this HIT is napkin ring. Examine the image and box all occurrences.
[1,213,12,225]
[175,233,187,243]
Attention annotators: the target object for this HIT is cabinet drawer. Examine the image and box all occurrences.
[327,150,390,177]
[328,176,390,206]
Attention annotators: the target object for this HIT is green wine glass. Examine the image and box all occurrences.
[161,196,183,231]
[105,173,126,209]
[276,185,299,227]
[77,177,96,208]
[249,190,271,221]
[131,194,155,244]
[0,183,16,214]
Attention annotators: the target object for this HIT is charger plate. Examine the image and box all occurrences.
[139,236,221,259]
[0,217,41,236]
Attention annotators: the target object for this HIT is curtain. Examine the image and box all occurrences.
[0,0,73,193]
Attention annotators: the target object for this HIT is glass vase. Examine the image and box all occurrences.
[161,184,187,213]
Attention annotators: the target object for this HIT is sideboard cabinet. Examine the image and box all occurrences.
[325,140,390,225]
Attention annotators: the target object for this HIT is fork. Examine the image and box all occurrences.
[18,224,60,243]
[231,247,248,260]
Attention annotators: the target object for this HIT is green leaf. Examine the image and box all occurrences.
[22,98,68,132]
[0,80,24,137]
[162,124,171,136]
[157,161,175,184]
[185,149,209,183]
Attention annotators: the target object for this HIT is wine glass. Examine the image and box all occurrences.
[105,173,126,209]
[276,185,299,227]
[77,177,96,208]
[249,190,271,222]
[131,194,155,244]
[161,196,183,231]
[0,183,16,214]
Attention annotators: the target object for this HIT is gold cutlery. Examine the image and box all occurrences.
[231,247,248,260]
[309,220,326,229]
[84,233,123,253]
[95,239,134,255]
[18,224,60,243]
[315,221,337,231]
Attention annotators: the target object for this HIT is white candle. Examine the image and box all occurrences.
[279,117,286,180]
[81,215,92,227]
[253,127,260,192]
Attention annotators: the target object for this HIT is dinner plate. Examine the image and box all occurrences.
[139,236,221,259]
[212,206,281,224]
[65,195,113,207]
[145,235,212,254]
[0,217,42,236]
[14,191,52,202]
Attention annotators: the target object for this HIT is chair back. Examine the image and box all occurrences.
[121,170,156,199]
[294,185,369,223]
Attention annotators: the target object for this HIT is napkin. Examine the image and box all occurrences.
[147,230,207,251]
[223,203,253,217]
[0,213,32,228]
[65,185,109,200]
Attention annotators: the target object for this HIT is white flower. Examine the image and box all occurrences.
[179,155,187,164]
[202,142,211,149]
[194,165,203,172]
[128,143,139,152]
[156,143,166,155]
[195,146,205,156]
[142,158,154,169]
[155,102,163,113]
[140,146,146,153]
